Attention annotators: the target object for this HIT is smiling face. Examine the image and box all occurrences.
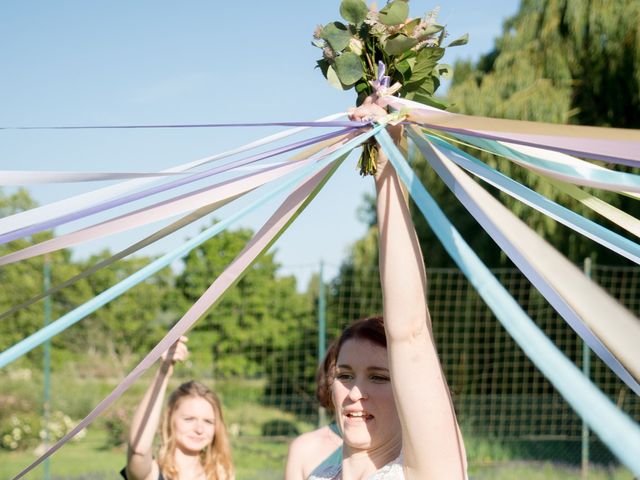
[331,338,401,453]
[171,396,216,454]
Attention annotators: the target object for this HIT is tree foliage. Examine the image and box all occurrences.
[175,225,309,378]
[410,0,640,267]
[0,189,175,371]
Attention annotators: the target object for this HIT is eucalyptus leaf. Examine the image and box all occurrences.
[401,18,421,35]
[355,79,370,94]
[411,90,448,109]
[334,51,364,85]
[326,65,350,90]
[447,33,469,47]
[419,24,444,37]
[383,34,418,55]
[396,58,412,79]
[435,63,453,79]
[311,39,325,48]
[316,59,330,79]
[407,47,444,83]
[379,0,409,26]
[339,0,369,26]
[321,22,352,52]
[405,76,435,97]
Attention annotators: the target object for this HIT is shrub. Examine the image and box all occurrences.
[0,410,84,451]
[103,407,129,448]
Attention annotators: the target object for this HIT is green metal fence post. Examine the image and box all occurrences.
[318,260,327,428]
[43,256,52,480]
[581,257,592,479]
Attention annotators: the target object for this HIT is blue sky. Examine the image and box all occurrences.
[1,0,520,288]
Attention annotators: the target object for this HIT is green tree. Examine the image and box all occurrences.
[0,188,174,371]
[438,0,640,266]
[175,224,309,378]
[0,189,90,365]
[70,251,174,371]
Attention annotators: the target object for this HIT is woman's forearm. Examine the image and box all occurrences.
[375,145,467,479]
[375,150,429,340]
[127,361,173,459]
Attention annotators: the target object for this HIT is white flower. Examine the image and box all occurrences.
[349,37,364,55]
[364,10,379,26]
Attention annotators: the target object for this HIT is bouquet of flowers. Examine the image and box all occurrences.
[313,0,468,174]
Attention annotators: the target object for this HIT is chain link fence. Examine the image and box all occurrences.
[193,262,639,471]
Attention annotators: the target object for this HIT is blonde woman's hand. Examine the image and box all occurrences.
[161,336,189,366]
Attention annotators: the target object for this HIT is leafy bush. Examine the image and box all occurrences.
[102,407,129,448]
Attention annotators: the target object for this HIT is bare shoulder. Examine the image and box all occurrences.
[286,426,343,480]
[289,426,337,454]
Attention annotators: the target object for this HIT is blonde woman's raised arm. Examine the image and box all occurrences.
[125,337,188,480]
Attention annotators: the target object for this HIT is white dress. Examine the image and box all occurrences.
[307,455,404,480]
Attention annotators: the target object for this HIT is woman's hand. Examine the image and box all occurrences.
[348,95,404,179]
[348,95,404,143]
[347,95,388,122]
[161,336,189,366]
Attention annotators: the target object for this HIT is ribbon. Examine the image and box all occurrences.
[451,133,640,194]
[383,97,640,167]
[422,129,640,237]
[421,133,640,264]
[0,135,346,322]
[0,127,356,245]
[0,160,308,266]
[0,170,189,185]
[376,128,640,476]
[0,112,347,236]
[11,146,351,480]
[542,177,640,238]
[0,126,380,368]
[0,119,368,130]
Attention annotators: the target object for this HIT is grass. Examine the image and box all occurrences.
[0,429,124,479]
[0,429,289,480]
[469,461,635,480]
[1,369,636,479]
[3,435,635,480]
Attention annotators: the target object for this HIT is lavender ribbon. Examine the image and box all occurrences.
[0,127,357,245]
[0,120,368,130]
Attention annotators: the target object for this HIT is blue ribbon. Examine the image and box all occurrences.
[452,132,640,192]
[375,128,640,476]
[424,134,640,264]
[409,130,640,397]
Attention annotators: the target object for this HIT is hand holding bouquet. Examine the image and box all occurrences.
[313,0,467,174]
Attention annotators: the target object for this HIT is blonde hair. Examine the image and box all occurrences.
[158,381,234,480]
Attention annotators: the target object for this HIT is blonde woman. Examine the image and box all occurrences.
[123,337,234,480]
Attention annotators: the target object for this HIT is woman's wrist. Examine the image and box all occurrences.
[159,360,174,376]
